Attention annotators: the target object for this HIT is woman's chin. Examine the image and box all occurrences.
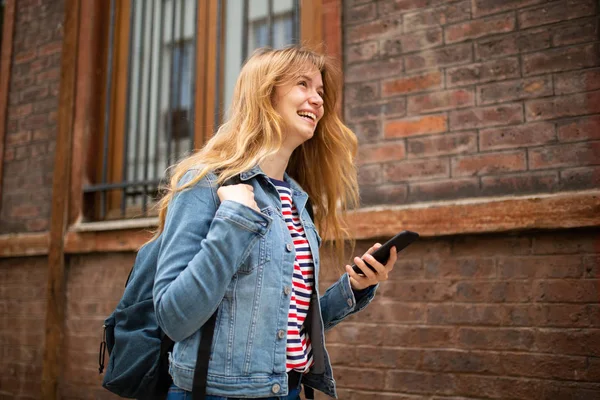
[286,129,315,147]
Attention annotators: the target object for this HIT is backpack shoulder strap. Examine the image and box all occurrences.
[192,312,217,399]
[192,173,240,399]
[224,175,242,186]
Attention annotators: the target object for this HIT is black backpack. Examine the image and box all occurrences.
[98,232,219,399]
[98,176,243,399]
[98,176,315,399]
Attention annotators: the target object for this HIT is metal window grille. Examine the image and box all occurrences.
[84,0,300,221]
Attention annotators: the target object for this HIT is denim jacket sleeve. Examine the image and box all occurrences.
[153,171,272,342]
[319,273,378,331]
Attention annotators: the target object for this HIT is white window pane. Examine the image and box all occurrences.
[224,0,245,118]
[273,0,293,14]
[223,0,298,119]
[248,0,268,20]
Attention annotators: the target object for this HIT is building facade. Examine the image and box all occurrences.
[0,0,599,398]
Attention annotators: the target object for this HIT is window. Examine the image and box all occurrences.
[82,0,322,222]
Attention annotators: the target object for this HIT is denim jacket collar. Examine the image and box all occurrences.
[239,165,265,181]
[239,165,309,219]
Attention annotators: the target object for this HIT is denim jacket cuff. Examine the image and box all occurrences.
[322,274,378,330]
[215,200,272,235]
[344,273,378,312]
[352,283,377,304]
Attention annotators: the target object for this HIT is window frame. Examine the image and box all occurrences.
[71,0,325,224]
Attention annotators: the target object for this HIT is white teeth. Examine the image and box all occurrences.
[298,111,316,121]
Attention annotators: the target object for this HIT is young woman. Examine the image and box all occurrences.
[153,46,398,400]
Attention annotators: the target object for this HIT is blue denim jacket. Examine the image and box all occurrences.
[153,165,377,398]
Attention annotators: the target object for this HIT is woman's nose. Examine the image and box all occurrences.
[310,92,323,106]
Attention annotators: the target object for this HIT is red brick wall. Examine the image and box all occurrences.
[0,253,130,400]
[61,253,133,399]
[345,0,600,206]
[0,257,47,399]
[0,0,63,234]
[0,230,591,400]
[321,229,600,399]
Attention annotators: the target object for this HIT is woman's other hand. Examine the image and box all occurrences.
[217,184,260,212]
[345,243,397,291]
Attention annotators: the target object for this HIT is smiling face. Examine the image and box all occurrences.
[273,66,325,150]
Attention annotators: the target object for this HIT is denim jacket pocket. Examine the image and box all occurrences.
[236,206,274,274]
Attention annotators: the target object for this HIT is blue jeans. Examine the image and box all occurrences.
[166,384,302,400]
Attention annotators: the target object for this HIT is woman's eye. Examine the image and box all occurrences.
[298,81,307,87]
[318,92,324,98]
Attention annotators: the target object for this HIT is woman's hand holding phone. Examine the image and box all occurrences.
[345,231,419,290]
[345,243,398,290]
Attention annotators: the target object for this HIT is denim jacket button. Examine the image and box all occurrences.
[346,298,353,307]
[271,383,281,394]
[284,286,292,296]
[286,243,293,252]
[277,329,286,339]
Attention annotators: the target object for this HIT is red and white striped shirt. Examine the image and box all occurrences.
[272,178,314,373]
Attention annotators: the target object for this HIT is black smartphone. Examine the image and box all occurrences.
[351,230,419,275]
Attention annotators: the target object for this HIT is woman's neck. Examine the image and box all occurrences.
[259,149,292,181]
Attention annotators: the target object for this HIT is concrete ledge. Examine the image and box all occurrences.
[347,190,600,239]
[0,232,49,257]
[1,190,598,257]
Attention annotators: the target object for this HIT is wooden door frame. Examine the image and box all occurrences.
[41,0,81,397]
[0,0,16,207]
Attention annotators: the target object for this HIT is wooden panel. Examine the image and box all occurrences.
[88,2,112,220]
[300,0,323,52]
[70,0,102,225]
[216,1,226,125]
[82,0,130,220]
[0,0,16,204]
[321,0,343,116]
[107,0,132,213]
[0,233,50,257]
[193,0,207,147]
[346,191,600,240]
[204,0,219,140]
[321,0,342,60]
[41,0,81,397]
[64,228,153,253]
[194,0,219,147]
[193,0,209,148]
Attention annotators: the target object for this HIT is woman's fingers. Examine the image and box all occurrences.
[353,256,377,279]
[347,244,400,290]
[363,253,388,280]
[364,243,381,256]
[345,264,363,283]
[217,184,260,212]
[386,246,398,272]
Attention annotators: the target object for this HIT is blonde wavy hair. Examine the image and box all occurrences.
[153,46,359,264]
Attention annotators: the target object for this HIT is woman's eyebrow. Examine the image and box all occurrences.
[299,75,324,91]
